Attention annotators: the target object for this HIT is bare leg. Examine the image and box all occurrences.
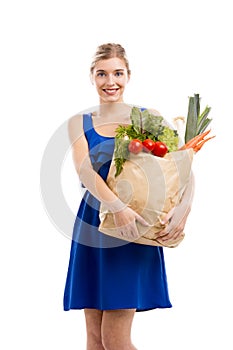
[84,309,105,350]
[101,309,137,350]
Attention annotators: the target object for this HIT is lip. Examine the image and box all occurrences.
[103,88,119,96]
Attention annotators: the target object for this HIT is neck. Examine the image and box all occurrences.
[96,102,131,119]
[91,102,132,128]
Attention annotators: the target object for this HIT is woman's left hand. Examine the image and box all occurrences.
[157,206,191,243]
[157,172,195,243]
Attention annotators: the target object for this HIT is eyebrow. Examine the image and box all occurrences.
[96,69,125,73]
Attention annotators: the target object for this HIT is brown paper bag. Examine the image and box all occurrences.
[99,149,193,247]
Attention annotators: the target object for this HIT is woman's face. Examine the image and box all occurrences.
[91,57,130,104]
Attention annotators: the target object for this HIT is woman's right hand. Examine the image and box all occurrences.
[113,207,150,241]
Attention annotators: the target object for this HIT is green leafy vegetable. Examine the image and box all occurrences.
[158,127,179,152]
[113,107,179,176]
[114,137,130,177]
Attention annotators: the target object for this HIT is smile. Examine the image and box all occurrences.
[103,88,119,95]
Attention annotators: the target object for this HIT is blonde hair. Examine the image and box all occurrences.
[90,43,131,75]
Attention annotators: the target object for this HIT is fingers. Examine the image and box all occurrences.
[160,228,183,242]
[117,214,148,240]
[158,213,187,242]
[135,213,151,227]
[160,207,175,225]
[117,223,141,241]
[113,208,150,241]
[118,230,139,241]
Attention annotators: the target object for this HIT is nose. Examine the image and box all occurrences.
[106,74,115,86]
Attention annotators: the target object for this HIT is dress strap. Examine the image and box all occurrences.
[82,113,93,134]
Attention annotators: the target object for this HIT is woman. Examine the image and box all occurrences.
[64,43,193,350]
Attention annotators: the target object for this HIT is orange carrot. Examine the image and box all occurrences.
[179,129,211,150]
[193,135,216,153]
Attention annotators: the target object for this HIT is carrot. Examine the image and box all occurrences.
[193,135,216,153]
[179,129,211,150]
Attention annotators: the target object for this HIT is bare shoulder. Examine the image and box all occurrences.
[68,114,84,144]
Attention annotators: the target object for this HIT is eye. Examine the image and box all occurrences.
[115,71,124,77]
[97,72,106,77]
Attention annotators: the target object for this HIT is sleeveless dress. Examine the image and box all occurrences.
[63,113,172,311]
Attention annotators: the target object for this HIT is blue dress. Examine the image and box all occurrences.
[63,113,172,311]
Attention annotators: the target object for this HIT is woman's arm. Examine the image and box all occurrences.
[68,115,149,239]
[69,115,123,212]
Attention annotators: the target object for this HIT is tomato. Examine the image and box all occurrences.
[142,139,155,152]
[128,139,143,154]
[152,141,168,157]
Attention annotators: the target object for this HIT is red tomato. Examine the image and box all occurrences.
[152,141,168,157]
[142,139,155,152]
[128,139,143,154]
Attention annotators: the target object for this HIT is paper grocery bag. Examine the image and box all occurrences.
[99,149,193,247]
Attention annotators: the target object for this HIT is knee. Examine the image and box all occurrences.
[101,332,115,350]
[102,331,127,350]
[86,329,104,350]
[101,327,116,350]
[101,309,136,349]
[88,335,103,348]
[85,309,104,349]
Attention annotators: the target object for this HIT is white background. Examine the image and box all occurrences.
[1,0,232,349]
